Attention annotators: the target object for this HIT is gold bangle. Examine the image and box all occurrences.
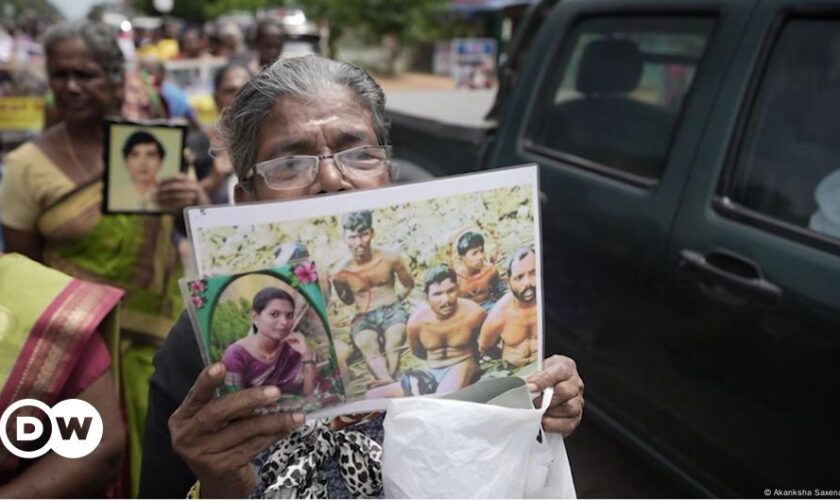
[187,480,200,499]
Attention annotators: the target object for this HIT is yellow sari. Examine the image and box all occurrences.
[2,143,183,495]
[0,253,123,476]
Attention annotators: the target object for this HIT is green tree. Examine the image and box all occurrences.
[1,0,61,23]
[202,0,275,21]
[210,297,252,361]
[298,0,449,75]
[133,0,281,23]
[134,0,205,22]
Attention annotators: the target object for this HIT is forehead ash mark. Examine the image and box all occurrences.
[303,115,341,127]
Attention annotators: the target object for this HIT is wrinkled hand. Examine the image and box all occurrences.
[168,363,303,498]
[526,355,584,437]
[155,174,210,213]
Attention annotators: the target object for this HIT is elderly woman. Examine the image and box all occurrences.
[140,55,584,498]
[0,20,206,493]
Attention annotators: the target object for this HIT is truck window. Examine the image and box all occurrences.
[526,16,714,182]
[720,18,840,246]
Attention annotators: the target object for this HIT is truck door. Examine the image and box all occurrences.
[489,0,755,449]
[657,2,840,494]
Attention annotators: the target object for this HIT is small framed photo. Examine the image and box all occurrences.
[182,263,345,413]
[102,117,187,214]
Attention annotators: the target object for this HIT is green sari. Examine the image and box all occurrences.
[35,172,183,496]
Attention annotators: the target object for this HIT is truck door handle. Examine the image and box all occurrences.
[679,249,782,304]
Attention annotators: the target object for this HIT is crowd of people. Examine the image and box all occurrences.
[0,13,585,499]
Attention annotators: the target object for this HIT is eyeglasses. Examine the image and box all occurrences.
[246,145,393,191]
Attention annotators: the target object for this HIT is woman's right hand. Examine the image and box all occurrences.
[168,363,303,498]
[155,173,210,213]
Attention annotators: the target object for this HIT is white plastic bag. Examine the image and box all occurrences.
[382,377,576,499]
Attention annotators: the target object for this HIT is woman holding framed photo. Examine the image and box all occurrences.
[0,19,207,495]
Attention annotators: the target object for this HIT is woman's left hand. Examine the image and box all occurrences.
[526,355,584,437]
[155,173,210,213]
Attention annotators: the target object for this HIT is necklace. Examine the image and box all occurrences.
[62,124,94,180]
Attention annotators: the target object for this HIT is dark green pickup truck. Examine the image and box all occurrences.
[390,0,840,496]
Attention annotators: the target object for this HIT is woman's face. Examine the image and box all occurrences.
[47,37,120,124]
[237,86,390,203]
[251,298,295,342]
[124,142,163,188]
[214,66,251,112]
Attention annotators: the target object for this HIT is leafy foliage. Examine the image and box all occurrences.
[295,0,439,38]
[3,0,61,22]
[209,297,251,361]
[134,0,281,22]
[297,0,449,73]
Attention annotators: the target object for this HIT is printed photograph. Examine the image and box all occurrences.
[187,167,543,406]
[451,38,497,89]
[183,264,344,412]
[103,118,186,214]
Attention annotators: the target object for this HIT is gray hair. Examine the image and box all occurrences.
[219,55,389,181]
[42,20,125,89]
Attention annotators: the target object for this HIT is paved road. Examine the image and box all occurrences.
[385,89,496,128]
[377,75,496,128]
[566,418,695,498]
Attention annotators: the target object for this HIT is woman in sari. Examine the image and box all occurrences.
[0,20,206,495]
[222,287,317,396]
[0,252,125,496]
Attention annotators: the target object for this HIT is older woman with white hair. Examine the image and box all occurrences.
[140,55,585,499]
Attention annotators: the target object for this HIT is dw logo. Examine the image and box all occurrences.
[0,399,103,459]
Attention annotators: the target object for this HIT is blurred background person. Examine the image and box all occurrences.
[190,62,251,205]
[251,18,285,72]
[156,18,180,60]
[216,21,244,60]
[121,65,168,121]
[177,26,207,59]
[205,22,225,57]
[139,57,197,126]
[136,17,179,61]
[0,19,206,496]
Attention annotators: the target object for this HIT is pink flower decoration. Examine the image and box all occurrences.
[190,295,204,308]
[294,261,318,285]
[190,281,206,294]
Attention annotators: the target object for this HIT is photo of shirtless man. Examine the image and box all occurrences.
[453,231,506,311]
[479,248,539,369]
[367,264,487,398]
[331,210,415,386]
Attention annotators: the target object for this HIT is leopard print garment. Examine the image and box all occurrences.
[256,418,383,499]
